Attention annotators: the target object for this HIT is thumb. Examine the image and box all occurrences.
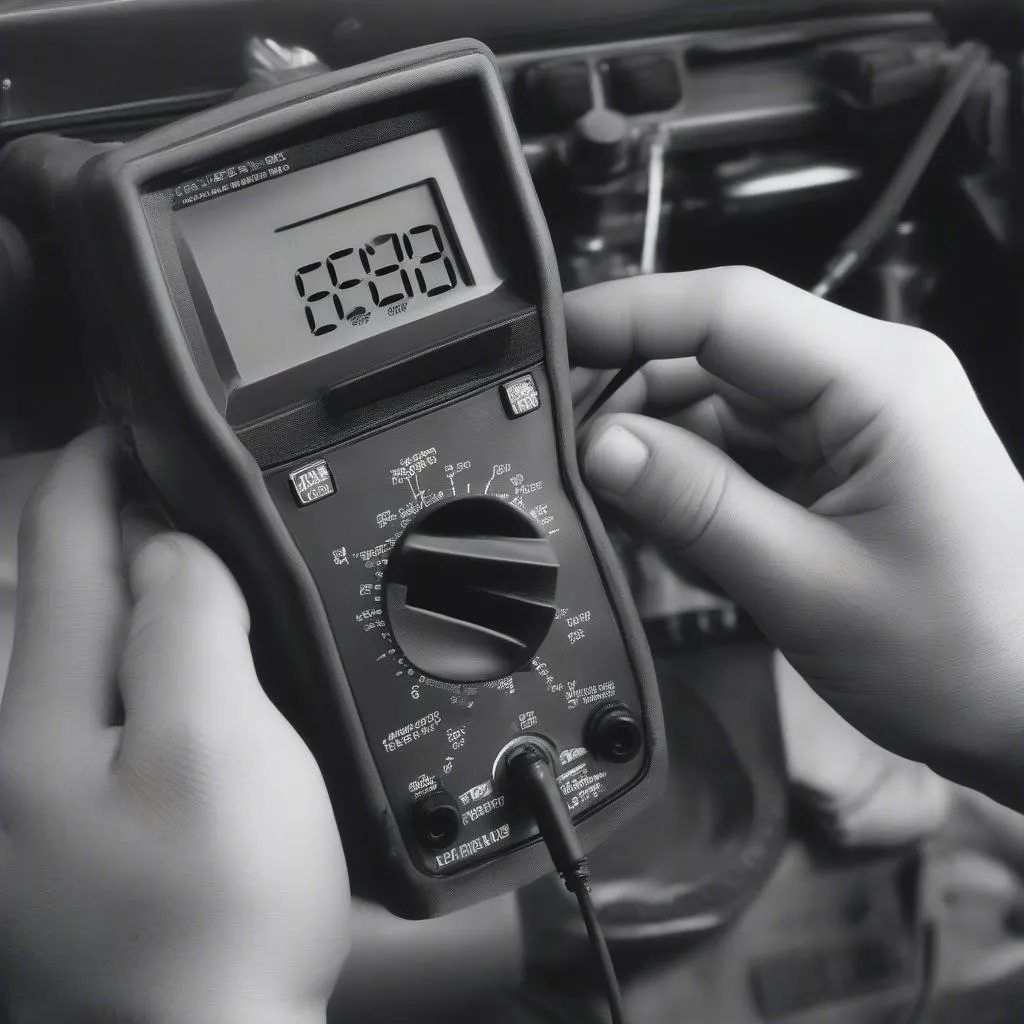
[118,533,259,738]
[579,414,862,634]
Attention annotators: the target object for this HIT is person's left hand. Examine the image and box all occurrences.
[0,430,349,1024]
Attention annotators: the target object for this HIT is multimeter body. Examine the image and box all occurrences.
[27,40,664,918]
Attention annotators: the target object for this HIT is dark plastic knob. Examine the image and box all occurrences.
[568,108,632,184]
[513,60,594,134]
[385,497,559,684]
[605,53,683,114]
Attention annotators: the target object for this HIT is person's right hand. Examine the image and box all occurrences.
[568,268,1024,810]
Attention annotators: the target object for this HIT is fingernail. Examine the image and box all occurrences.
[584,425,651,496]
[131,535,181,591]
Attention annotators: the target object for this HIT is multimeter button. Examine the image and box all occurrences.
[501,374,541,419]
[288,459,336,507]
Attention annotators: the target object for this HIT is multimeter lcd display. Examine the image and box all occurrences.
[282,183,465,340]
[174,129,502,386]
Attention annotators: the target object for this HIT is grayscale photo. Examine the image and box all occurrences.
[1,1,1023,1022]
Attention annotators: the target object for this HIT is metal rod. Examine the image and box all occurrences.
[640,129,668,275]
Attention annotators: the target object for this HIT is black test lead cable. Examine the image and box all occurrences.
[813,40,990,300]
[504,743,629,1024]
[572,125,668,433]
[574,358,646,432]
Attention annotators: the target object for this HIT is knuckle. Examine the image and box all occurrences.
[899,324,947,357]
[912,328,964,375]
[891,327,969,400]
[134,534,250,636]
[168,535,251,629]
[713,265,775,303]
[717,264,771,287]
[706,266,777,338]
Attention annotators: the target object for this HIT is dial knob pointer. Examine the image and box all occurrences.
[385,497,559,683]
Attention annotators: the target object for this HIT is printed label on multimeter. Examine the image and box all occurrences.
[289,460,336,506]
[501,374,541,418]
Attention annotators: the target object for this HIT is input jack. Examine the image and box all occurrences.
[586,701,643,763]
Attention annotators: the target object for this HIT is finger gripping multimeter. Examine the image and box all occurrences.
[38,40,664,918]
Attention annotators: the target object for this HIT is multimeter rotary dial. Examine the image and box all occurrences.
[384,496,560,683]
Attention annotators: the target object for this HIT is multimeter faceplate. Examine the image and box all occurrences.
[58,40,664,918]
[270,373,643,880]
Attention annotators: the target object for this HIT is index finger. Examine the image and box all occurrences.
[564,267,891,411]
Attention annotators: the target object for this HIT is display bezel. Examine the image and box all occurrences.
[142,108,524,426]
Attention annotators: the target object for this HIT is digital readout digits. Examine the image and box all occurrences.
[294,223,459,337]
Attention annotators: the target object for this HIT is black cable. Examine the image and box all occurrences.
[575,358,646,431]
[814,41,991,299]
[572,880,628,1024]
[504,744,629,1024]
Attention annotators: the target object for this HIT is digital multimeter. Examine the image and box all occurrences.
[30,40,664,918]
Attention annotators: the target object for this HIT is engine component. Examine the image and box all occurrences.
[604,52,682,115]
[514,60,595,135]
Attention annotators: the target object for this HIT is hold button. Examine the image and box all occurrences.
[288,459,336,507]
[501,373,541,419]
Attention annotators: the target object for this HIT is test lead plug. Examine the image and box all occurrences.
[504,743,629,1024]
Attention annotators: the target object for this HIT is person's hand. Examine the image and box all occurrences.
[0,430,349,1024]
[568,268,1024,810]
